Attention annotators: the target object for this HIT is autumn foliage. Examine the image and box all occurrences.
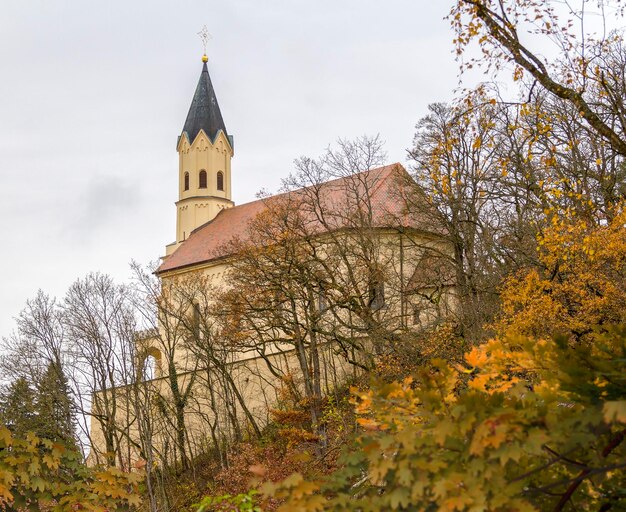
[0,426,141,511]
[262,208,626,511]
[498,206,626,341]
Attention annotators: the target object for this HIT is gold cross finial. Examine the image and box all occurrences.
[198,25,212,62]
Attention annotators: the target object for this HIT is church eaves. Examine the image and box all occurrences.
[179,61,228,147]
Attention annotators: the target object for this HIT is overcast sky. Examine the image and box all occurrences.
[0,1,462,339]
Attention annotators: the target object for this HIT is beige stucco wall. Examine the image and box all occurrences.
[87,337,357,468]
[87,229,457,468]
[160,228,457,367]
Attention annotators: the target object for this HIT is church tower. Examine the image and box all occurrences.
[165,55,234,257]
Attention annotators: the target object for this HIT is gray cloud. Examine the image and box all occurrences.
[64,175,138,242]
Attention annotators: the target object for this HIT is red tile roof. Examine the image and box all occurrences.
[157,163,424,274]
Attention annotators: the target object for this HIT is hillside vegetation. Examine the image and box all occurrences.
[2,1,626,511]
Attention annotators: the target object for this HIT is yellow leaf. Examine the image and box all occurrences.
[357,417,382,431]
[469,373,490,392]
[465,347,488,368]
[0,428,12,447]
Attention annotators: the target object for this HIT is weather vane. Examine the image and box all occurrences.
[198,25,212,62]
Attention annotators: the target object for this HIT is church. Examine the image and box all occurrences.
[87,54,456,468]
[155,53,453,309]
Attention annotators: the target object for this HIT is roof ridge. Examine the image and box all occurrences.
[224,163,403,212]
[365,162,403,200]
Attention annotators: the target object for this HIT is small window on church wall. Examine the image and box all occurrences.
[192,302,201,338]
[318,290,329,312]
[413,306,421,325]
[199,170,207,189]
[184,172,189,191]
[369,279,385,311]
[217,171,224,191]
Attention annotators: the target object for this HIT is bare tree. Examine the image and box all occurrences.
[131,263,203,471]
[407,99,509,339]
[214,137,430,439]
[0,291,80,451]
[63,272,138,467]
[1,291,67,385]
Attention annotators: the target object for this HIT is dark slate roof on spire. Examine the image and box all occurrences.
[181,61,228,144]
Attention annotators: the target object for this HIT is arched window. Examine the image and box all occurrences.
[143,355,157,381]
[141,347,162,381]
[217,171,224,191]
[184,172,189,191]
[199,170,207,189]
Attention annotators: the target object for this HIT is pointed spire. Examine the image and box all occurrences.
[181,58,228,144]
